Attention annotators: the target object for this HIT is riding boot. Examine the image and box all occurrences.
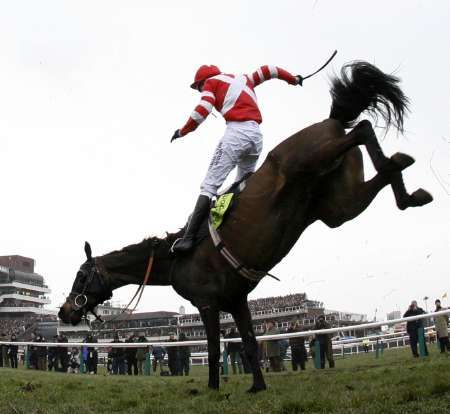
[172,195,210,253]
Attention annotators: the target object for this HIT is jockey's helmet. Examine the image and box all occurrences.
[191,65,221,89]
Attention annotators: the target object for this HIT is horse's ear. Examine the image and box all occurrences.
[84,241,93,262]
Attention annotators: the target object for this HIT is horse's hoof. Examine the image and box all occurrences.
[246,385,267,393]
[390,152,415,171]
[397,188,433,210]
[410,189,433,206]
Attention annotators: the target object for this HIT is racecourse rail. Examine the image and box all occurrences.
[1,309,448,348]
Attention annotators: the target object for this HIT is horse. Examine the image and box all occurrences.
[59,61,432,392]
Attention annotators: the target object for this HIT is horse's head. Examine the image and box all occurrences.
[58,242,112,325]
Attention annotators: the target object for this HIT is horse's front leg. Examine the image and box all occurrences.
[199,306,220,390]
[231,301,267,393]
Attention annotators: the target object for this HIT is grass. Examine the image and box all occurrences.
[0,348,449,414]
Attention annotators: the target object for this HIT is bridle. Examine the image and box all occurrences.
[69,261,113,321]
[69,247,155,324]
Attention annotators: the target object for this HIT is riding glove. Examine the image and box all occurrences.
[171,129,182,143]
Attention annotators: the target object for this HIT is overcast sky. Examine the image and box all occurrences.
[0,0,448,320]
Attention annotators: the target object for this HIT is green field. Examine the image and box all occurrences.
[1,348,449,414]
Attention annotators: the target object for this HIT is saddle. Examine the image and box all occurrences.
[190,173,251,247]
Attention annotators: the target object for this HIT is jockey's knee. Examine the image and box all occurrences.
[200,188,216,199]
[200,180,218,198]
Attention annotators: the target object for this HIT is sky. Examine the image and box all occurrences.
[0,0,448,321]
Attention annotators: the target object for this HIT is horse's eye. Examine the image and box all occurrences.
[77,271,87,282]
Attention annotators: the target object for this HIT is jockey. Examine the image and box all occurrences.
[171,64,303,253]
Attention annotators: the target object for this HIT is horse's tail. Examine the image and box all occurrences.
[329,61,409,133]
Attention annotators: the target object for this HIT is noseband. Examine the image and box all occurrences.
[69,260,112,320]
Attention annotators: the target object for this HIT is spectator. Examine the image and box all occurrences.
[309,338,316,361]
[263,320,281,372]
[279,335,289,371]
[36,334,47,371]
[167,333,179,376]
[315,316,335,369]
[362,338,370,353]
[434,299,450,353]
[136,334,149,375]
[151,345,166,375]
[219,330,225,375]
[403,300,428,358]
[84,333,98,374]
[178,333,191,376]
[288,321,307,371]
[125,334,138,375]
[57,333,69,372]
[225,327,243,375]
[0,332,8,367]
[111,334,126,375]
[28,332,38,369]
[68,348,80,373]
[47,335,59,371]
[8,334,19,369]
[106,350,113,374]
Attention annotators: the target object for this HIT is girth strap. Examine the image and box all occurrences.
[208,218,280,282]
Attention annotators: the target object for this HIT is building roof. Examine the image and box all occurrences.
[0,255,35,273]
[103,311,179,322]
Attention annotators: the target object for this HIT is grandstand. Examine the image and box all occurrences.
[177,293,366,338]
[0,255,56,336]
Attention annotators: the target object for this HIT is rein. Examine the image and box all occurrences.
[95,249,155,325]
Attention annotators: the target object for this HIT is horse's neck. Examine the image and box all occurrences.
[100,255,173,291]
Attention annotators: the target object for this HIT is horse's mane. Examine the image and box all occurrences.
[100,229,184,269]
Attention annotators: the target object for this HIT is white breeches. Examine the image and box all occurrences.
[200,121,263,198]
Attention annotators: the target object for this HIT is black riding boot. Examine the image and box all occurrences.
[172,195,210,253]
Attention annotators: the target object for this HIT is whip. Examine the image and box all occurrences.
[302,50,337,82]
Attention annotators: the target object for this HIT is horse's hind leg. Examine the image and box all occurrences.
[316,147,395,227]
[349,120,432,209]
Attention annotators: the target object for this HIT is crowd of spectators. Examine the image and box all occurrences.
[0,315,56,337]
[0,316,45,336]
[1,299,448,378]
[404,299,450,357]
[0,318,27,336]
[247,293,308,313]
[105,332,191,376]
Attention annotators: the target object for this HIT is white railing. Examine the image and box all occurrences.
[1,309,448,348]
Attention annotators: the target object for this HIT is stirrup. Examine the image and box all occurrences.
[170,238,182,253]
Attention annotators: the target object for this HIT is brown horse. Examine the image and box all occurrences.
[59,61,432,392]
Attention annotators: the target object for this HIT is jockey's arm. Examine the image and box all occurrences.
[179,83,216,137]
[248,65,301,87]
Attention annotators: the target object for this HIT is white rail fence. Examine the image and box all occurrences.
[0,309,448,349]
[1,310,447,369]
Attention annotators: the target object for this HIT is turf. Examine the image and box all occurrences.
[0,348,449,414]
